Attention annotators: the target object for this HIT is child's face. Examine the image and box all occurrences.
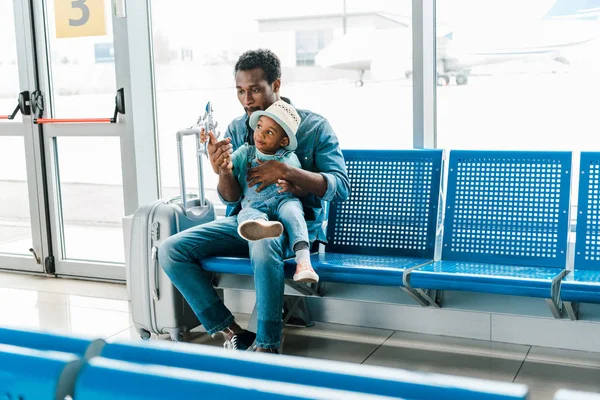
[253,116,289,154]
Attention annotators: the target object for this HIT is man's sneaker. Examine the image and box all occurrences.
[223,330,256,351]
[252,345,279,354]
[238,219,283,241]
[293,262,319,283]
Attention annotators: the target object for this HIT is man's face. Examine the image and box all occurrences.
[253,116,289,155]
[235,68,279,117]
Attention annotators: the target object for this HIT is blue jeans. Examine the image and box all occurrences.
[158,216,294,349]
[238,197,309,250]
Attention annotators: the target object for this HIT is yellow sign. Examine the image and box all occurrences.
[55,0,107,38]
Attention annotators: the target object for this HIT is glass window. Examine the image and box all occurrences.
[43,0,117,118]
[0,137,32,256]
[151,0,413,205]
[54,137,125,264]
[296,31,326,66]
[436,0,600,151]
[0,0,21,121]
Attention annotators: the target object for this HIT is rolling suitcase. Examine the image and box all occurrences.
[127,125,216,341]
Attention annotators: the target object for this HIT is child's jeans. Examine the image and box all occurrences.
[238,196,309,250]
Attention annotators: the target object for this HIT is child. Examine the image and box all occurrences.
[212,100,319,283]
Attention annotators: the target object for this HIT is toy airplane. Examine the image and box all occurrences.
[197,101,220,158]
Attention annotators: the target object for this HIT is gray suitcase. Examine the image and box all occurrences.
[127,127,216,341]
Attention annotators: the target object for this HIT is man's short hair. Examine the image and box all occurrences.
[234,49,281,84]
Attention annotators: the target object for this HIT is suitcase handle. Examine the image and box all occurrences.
[151,246,160,301]
[176,128,205,210]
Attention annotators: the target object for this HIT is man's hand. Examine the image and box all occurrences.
[201,128,232,174]
[246,159,290,192]
[277,179,309,197]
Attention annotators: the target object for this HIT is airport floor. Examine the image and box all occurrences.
[1,270,599,399]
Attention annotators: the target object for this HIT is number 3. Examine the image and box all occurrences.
[69,0,90,27]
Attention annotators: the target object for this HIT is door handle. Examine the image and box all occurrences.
[32,88,125,124]
[28,248,41,264]
[0,91,31,120]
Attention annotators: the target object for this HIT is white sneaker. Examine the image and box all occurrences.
[293,262,319,283]
[238,219,283,241]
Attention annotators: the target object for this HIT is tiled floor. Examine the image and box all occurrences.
[1,271,600,399]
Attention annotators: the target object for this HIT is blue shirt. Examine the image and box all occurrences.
[219,98,350,243]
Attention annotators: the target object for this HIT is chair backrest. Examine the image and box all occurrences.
[574,152,600,270]
[326,149,444,258]
[0,327,104,359]
[0,343,82,400]
[74,357,400,400]
[98,339,528,400]
[442,150,572,268]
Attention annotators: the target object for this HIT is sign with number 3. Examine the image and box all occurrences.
[55,0,107,38]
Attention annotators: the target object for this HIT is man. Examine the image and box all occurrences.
[159,49,350,353]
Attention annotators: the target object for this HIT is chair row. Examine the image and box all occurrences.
[0,326,530,400]
[203,150,600,320]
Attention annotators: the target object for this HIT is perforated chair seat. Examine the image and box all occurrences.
[203,256,295,278]
[312,253,430,286]
[409,261,565,298]
[560,270,600,303]
[564,152,600,307]
[204,150,444,293]
[203,254,430,286]
[408,150,572,309]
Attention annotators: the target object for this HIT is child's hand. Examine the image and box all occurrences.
[276,179,293,194]
[277,179,309,197]
[200,128,209,144]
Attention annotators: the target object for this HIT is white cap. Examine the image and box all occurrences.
[249,100,301,151]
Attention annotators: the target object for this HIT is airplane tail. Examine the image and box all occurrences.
[543,0,600,20]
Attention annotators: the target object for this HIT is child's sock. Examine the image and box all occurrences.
[295,248,311,265]
[293,247,319,283]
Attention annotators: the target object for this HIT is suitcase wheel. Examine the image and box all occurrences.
[139,329,151,340]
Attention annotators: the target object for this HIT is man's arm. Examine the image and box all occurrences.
[276,153,312,197]
[283,167,328,198]
[216,145,245,203]
[218,170,242,203]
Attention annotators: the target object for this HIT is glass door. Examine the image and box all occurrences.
[0,0,47,273]
[29,0,127,280]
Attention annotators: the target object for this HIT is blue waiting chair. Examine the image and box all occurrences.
[405,150,572,317]
[0,343,82,399]
[0,326,104,359]
[561,152,600,320]
[97,339,529,400]
[203,150,445,307]
[74,357,405,400]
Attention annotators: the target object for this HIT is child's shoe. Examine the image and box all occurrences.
[238,219,283,241]
[293,261,319,283]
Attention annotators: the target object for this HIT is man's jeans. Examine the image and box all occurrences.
[158,216,294,349]
[238,197,309,251]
